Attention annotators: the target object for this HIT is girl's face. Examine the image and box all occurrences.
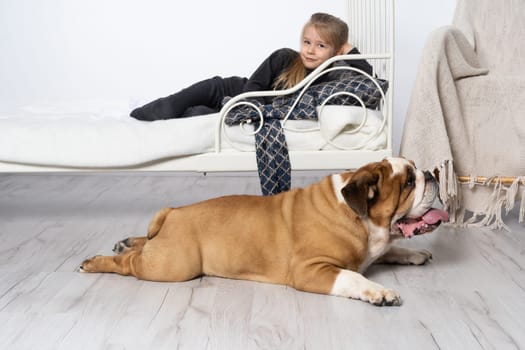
[300,25,338,70]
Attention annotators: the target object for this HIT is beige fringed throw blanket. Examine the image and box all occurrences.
[400,0,525,230]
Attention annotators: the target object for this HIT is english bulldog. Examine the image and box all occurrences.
[80,157,448,306]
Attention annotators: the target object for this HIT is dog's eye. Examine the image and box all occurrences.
[405,172,416,189]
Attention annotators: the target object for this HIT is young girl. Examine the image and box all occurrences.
[130,12,372,121]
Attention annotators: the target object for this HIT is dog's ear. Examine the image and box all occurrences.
[341,171,379,217]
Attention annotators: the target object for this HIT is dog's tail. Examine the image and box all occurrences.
[147,207,173,239]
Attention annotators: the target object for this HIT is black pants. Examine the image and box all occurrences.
[130,76,248,121]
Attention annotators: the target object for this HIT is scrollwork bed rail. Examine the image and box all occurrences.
[217,53,391,153]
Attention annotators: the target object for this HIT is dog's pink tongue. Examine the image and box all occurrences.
[422,208,449,224]
[397,209,449,238]
[397,219,421,238]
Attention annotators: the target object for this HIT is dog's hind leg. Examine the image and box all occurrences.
[80,251,142,277]
[113,237,148,254]
[80,245,201,282]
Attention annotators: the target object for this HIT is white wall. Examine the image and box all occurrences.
[393,0,456,154]
[0,0,456,155]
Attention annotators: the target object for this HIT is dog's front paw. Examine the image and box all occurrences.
[377,246,433,265]
[366,288,402,306]
[407,249,432,265]
[330,270,402,306]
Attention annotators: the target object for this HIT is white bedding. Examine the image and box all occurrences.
[0,99,386,167]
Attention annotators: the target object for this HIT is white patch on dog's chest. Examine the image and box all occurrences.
[332,174,392,272]
[359,222,391,273]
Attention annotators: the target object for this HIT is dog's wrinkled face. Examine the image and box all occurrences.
[341,158,448,238]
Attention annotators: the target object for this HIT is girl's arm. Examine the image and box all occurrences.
[242,48,298,93]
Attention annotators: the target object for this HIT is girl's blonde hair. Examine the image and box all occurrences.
[273,13,349,90]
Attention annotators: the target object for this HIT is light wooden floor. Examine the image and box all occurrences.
[1,172,524,350]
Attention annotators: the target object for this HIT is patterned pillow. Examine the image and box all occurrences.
[312,73,388,109]
[225,73,388,125]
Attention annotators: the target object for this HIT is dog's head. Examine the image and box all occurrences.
[341,157,448,238]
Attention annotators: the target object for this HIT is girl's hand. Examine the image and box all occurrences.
[338,42,353,55]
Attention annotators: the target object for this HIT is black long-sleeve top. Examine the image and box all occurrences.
[243,47,373,94]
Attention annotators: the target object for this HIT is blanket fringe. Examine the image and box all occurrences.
[436,160,460,224]
[437,160,525,231]
[520,187,525,222]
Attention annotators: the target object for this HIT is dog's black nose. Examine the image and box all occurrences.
[424,171,434,181]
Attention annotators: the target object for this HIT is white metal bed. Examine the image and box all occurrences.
[0,0,393,173]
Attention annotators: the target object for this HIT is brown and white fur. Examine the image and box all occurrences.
[80,157,447,306]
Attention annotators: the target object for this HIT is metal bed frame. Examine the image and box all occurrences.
[0,0,394,173]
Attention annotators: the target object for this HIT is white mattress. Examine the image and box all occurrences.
[0,99,386,167]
